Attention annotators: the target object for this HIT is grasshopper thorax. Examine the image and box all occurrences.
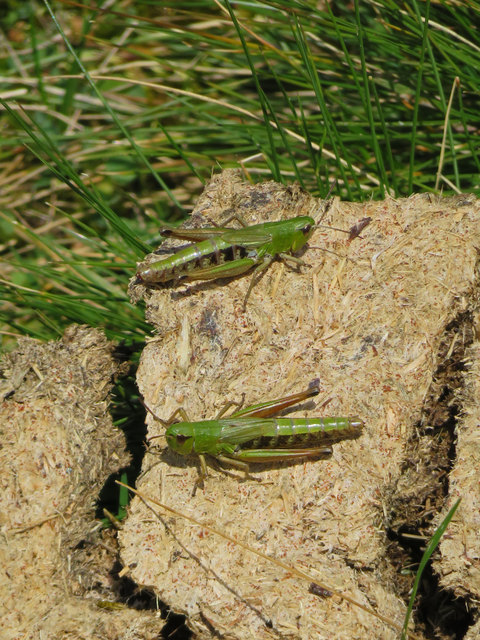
[289,216,315,251]
[166,419,226,456]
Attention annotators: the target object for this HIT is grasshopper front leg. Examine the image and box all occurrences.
[242,255,274,310]
[230,379,319,418]
[242,250,310,309]
[278,253,307,268]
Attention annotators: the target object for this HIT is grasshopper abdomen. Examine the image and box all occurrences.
[137,237,253,284]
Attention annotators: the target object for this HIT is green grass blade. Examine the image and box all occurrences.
[354,0,386,197]
[291,17,357,199]
[1,100,150,256]
[407,0,431,193]
[401,498,461,640]
[370,77,395,194]
[42,0,184,211]
[224,0,281,182]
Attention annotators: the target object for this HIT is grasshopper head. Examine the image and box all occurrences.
[166,423,195,455]
[291,216,315,250]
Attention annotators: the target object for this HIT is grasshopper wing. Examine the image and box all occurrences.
[216,418,334,463]
[160,226,231,242]
[219,228,273,249]
[217,418,273,446]
[160,226,272,249]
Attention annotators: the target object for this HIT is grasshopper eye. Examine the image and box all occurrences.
[302,224,312,234]
[176,434,190,444]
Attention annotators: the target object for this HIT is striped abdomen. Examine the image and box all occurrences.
[136,237,253,284]
[231,417,363,450]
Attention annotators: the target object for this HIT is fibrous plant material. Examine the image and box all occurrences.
[434,334,480,601]
[0,326,159,639]
[123,170,480,639]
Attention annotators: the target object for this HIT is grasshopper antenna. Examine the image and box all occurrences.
[312,181,371,242]
[139,396,169,428]
[347,217,371,243]
[307,378,321,395]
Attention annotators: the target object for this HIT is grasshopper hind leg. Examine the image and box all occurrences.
[214,395,245,420]
[218,213,249,228]
[215,455,252,479]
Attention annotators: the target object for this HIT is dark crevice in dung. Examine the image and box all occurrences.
[384,310,476,639]
[95,367,147,521]
[96,358,192,639]
[109,561,192,639]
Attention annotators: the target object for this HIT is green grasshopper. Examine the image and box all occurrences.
[147,380,363,481]
[135,215,316,307]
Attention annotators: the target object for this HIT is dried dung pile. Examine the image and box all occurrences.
[433,336,480,638]
[122,170,480,639]
[0,326,160,639]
